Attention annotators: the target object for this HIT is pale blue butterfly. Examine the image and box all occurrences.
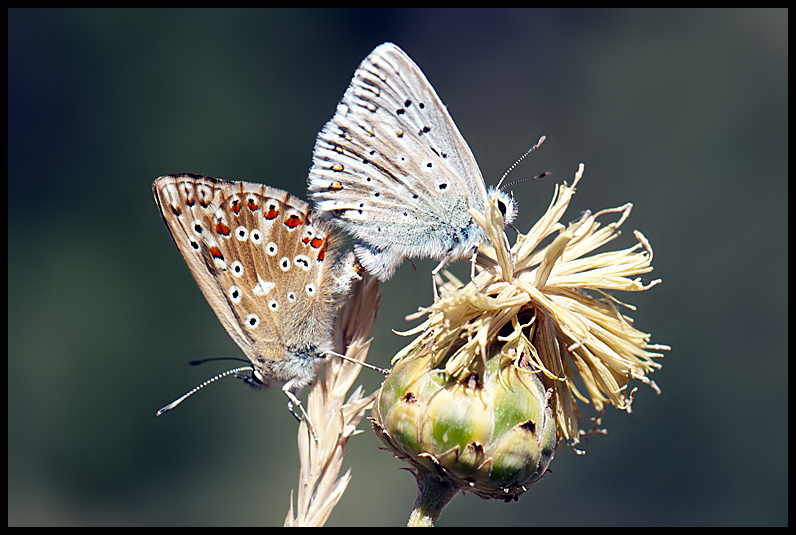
[308,42,525,283]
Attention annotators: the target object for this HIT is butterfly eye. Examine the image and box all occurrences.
[251,369,266,384]
[497,199,508,217]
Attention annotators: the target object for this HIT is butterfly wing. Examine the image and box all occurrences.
[153,174,355,387]
[308,43,489,281]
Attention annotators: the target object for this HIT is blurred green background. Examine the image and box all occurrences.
[8,8,787,526]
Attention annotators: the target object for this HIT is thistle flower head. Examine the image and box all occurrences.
[372,164,668,524]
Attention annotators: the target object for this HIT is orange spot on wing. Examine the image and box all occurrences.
[285,215,302,229]
[216,222,230,236]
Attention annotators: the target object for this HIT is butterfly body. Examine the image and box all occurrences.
[308,42,517,281]
[153,173,357,400]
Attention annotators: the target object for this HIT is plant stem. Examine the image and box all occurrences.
[407,472,460,527]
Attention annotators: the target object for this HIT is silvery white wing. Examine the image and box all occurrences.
[308,42,516,281]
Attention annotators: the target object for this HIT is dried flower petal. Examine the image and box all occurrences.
[392,164,668,447]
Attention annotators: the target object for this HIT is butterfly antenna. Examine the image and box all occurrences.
[500,171,551,191]
[325,350,389,376]
[156,366,253,416]
[189,356,249,366]
[496,135,547,190]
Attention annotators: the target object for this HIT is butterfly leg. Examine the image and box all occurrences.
[430,247,480,298]
[431,258,448,299]
[282,381,318,445]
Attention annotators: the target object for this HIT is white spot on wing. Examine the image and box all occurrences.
[245,313,259,329]
[252,275,275,296]
[228,285,242,303]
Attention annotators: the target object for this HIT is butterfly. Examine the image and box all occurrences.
[153,173,360,437]
[308,42,525,284]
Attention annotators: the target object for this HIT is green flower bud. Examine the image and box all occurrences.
[373,349,556,503]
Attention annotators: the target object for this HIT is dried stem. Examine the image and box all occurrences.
[285,274,381,527]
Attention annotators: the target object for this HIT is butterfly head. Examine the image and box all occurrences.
[487,186,518,227]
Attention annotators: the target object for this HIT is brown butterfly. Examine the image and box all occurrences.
[153,173,360,437]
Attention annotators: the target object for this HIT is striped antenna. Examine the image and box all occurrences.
[156,366,252,416]
[496,135,547,190]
